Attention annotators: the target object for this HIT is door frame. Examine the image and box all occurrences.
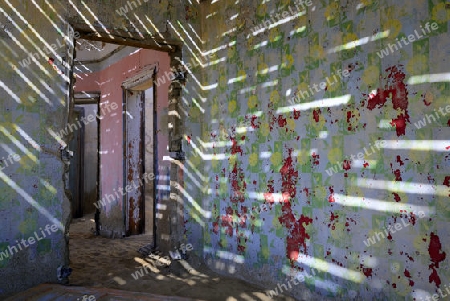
[70,23,186,251]
[122,64,157,237]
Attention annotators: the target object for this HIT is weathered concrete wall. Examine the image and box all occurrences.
[0,0,73,297]
[198,0,450,300]
[0,0,198,297]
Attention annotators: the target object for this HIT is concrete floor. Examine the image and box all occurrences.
[5,214,295,301]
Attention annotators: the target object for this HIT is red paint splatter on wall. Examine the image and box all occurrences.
[423,97,432,106]
[230,138,243,156]
[343,160,351,170]
[443,177,450,197]
[303,188,310,199]
[312,152,320,165]
[237,206,248,227]
[330,212,339,221]
[346,111,356,131]
[408,212,417,226]
[444,177,450,186]
[367,88,389,110]
[293,109,301,120]
[387,232,393,240]
[280,150,298,201]
[394,169,402,181]
[277,115,287,127]
[237,241,246,253]
[328,212,338,229]
[328,186,335,203]
[392,193,401,202]
[389,66,409,110]
[267,105,277,132]
[230,164,246,204]
[313,109,321,122]
[263,179,275,204]
[331,258,345,267]
[366,66,410,137]
[276,149,313,266]
[428,232,446,287]
[404,269,411,278]
[328,195,335,203]
[250,115,260,129]
[405,252,415,262]
[212,221,219,234]
[220,206,234,237]
[360,264,373,278]
[404,269,414,286]
[396,155,404,166]
[390,113,408,136]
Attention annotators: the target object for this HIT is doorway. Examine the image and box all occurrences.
[68,107,85,219]
[72,93,101,219]
[70,34,167,241]
[68,23,181,255]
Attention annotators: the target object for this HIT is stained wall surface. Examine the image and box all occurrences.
[195,1,450,300]
[0,1,73,297]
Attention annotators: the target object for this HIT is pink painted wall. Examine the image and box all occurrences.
[74,48,170,229]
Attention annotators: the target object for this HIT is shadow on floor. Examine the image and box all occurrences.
[65,214,295,301]
[4,283,195,301]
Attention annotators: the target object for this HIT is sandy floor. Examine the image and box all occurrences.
[69,214,296,301]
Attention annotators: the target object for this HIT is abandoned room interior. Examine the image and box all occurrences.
[0,0,449,300]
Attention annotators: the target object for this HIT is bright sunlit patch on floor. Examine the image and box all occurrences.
[112,276,126,285]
